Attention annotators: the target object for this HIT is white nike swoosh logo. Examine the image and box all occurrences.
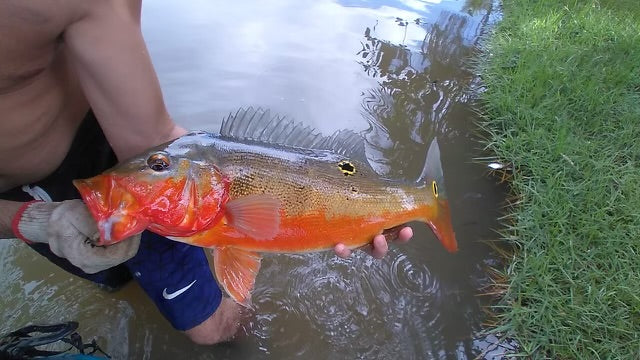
[162,280,197,300]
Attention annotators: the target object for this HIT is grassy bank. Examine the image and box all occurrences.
[477,0,640,358]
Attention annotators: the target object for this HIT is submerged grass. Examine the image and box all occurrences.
[477,0,640,358]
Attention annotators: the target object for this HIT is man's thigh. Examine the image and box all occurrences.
[125,232,221,331]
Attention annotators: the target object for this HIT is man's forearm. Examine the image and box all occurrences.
[0,199,24,238]
[64,1,181,161]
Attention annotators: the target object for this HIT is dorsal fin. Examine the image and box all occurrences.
[315,129,368,160]
[220,107,368,161]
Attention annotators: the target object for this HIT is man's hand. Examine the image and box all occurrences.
[333,226,413,259]
[12,199,140,273]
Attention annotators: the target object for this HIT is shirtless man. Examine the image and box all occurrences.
[0,0,413,345]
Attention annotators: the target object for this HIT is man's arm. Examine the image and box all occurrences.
[63,0,185,161]
[59,1,234,344]
[0,200,23,239]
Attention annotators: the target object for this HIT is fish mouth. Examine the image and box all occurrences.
[428,200,458,253]
[73,176,149,245]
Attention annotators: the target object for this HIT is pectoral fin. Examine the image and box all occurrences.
[225,194,281,240]
[213,247,262,305]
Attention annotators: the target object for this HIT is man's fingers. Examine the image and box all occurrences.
[54,200,100,238]
[370,234,388,259]
[396,226,413,244]
[99,233,141,256]
[333,243,352,259]
[334,226,413,259]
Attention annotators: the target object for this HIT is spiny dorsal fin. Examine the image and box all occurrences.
[221,107,325,149]
[315,129,368,161]
[220,107,368,161]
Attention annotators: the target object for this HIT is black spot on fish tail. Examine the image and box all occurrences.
[338,160,356,176]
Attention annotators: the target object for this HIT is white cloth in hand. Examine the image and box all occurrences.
[16,200,140,274]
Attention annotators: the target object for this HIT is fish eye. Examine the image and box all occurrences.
[147,153,170,172]
[431,180,439,198]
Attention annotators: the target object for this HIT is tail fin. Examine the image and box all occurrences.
[418,138,458,253]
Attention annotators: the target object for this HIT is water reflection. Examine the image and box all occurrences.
[355,4,502,359]
[358,8,491,176]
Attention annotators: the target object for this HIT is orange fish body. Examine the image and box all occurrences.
[74,108,457,304]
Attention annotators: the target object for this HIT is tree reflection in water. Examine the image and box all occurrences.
[359,9,489,178]
[354,5,509,358]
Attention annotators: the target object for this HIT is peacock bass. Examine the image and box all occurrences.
[73,108,457,305]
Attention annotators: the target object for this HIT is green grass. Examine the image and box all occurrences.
[477,0,640,358]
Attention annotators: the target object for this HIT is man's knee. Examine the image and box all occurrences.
[184,298,242,345]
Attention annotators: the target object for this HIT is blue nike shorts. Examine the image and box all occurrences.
[0,111,222,331]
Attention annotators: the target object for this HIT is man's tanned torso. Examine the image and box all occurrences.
[0,1,247,344]
[0,0,180,193]
[0,1,89,192]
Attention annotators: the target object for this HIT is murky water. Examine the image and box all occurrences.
[0,0,508,358]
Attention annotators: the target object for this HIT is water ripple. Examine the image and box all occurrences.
[246,247,448,358]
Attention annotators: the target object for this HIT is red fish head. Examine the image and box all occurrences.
[74,174,150,245]
[74,140,228,245]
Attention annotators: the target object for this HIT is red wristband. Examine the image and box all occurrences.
[11,200,43,244]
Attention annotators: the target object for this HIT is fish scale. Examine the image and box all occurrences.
[218,144,430,219]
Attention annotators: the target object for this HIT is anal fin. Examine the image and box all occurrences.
[213,247,262,306]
